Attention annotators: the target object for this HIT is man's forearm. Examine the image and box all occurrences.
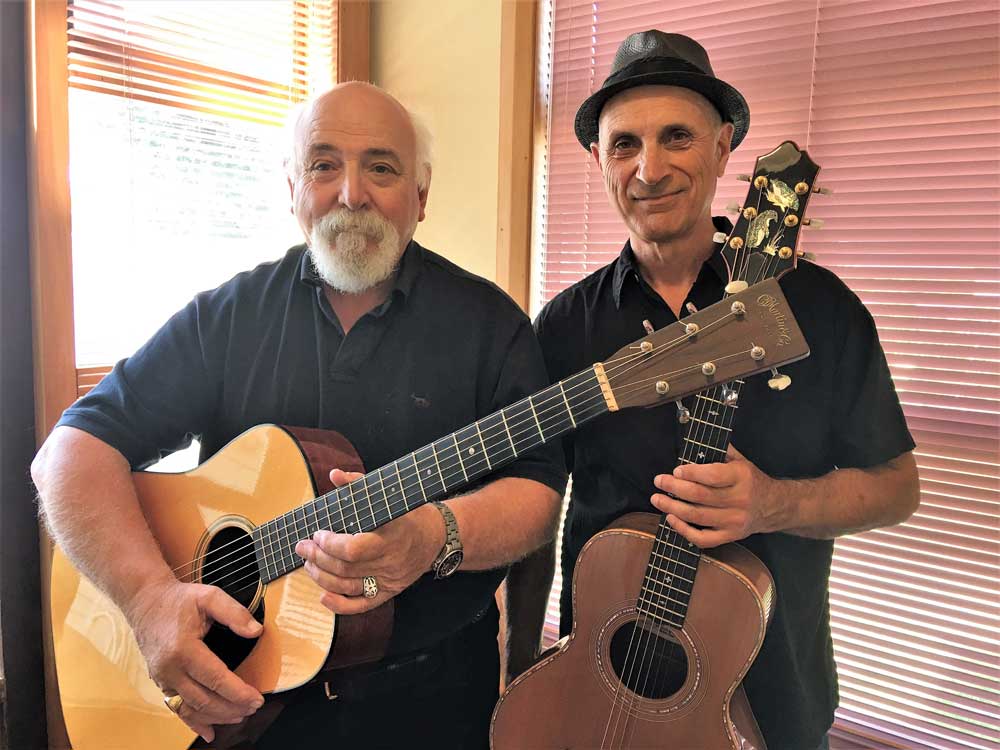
[32,426,175,620]
[445,477,561,571]
[767,452,920,539]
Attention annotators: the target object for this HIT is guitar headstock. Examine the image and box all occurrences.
[600,278,809,411]
[721,141,822,288]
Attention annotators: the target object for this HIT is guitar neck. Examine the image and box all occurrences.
[252,367,612,582]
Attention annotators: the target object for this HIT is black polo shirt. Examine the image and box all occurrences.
[534,220,914,750]
[58,240,568,656]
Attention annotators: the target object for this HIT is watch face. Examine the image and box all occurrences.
[437,549,464,578]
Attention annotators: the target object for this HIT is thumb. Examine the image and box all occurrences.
[726,444,746,462]
[328,468,365,488]
[204,588,263,638]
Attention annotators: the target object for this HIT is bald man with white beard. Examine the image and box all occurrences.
[33,83,566,750]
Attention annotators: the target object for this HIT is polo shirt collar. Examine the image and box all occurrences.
[611,216,734,310]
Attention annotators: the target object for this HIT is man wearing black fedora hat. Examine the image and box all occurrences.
[508,30,919,750]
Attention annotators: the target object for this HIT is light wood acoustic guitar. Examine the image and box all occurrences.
[50,275,809,750]
[491,142,822,750]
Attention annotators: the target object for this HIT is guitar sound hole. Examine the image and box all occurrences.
[200,525,264,671]
[608,620,687,700]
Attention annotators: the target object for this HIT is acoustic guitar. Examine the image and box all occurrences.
[491,142,822,750]
[50,276,808,750]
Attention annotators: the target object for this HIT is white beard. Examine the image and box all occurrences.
[307,209,408,294]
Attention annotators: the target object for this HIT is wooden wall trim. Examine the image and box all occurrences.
[495,0,538,312]
[27,0,77,447]
[337,1,370,83]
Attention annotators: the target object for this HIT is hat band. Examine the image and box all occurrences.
[603,56,708,88]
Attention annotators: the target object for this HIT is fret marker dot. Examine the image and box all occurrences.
[469,447,475,455]
[425,469,431,477]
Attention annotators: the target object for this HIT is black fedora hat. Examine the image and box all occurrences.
[574,30,749,151]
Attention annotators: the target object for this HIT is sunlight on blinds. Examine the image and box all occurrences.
[66,0,336,365]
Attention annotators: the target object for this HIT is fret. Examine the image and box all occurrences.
[394,456,417,512]
[499,408,518,456]
[252,528,271,582]
[337,486,361,533]
[527,395,545,441]
[535,383,575,438]
[503,399,543,455]
[343,481,365,530]
[689,417,731,431]
[413,445,446,499]
[357,477,376,531]
[643,573,695,601]
[273,515,289,572]
[292,506,309,543]
[452,433,469,483]
[364,473,387,529]
[649,548,698,572]
[477,412,515,467]
[474,420,492,470]
[682,437,728,454]
[695,394,726,406]
[382,463,407,516]
[637,589,687,615]
[455,424,490,477]
[376,466,391,521]
[635,601,684,630]
[562,370,609,422]
[558,381,576,428]
[432,436,460,493]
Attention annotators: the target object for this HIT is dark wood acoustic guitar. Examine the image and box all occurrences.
[491,142,822,750]
[50,242,809,749]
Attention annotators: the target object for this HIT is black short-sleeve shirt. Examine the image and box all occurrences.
[534,221,914,750]
[58,240,568,656]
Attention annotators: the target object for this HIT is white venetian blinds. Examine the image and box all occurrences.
[533,1,999,748]
[64,0,336,369]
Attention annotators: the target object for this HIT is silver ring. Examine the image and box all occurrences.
[362,575,378,599]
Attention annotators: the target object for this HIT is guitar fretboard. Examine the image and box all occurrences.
[250,368,610,583]
[636,380,743,629]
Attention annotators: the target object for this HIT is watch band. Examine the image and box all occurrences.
[430,501,463,578]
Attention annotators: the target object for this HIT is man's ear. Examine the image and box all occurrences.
[716,123,735,177]
[590,142,602,170]
[417,167,431,222]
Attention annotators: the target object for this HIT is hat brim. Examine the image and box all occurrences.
[574,70,750,151]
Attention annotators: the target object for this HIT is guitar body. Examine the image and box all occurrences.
[49,424,387,750]
[492,513,774,750]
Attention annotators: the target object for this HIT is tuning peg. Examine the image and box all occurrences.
[725,202,741,214]
[812,185,833,195]
[796,249,817,262]
[736,174,752,182]
[802,218,825,229]
[768,368,792,391]
[685,302,698,315]
[676,402,691,424]
[642,319,655,335]
[721,387,739,406]
[712,231,729,244]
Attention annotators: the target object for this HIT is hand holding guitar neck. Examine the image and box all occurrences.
[652,443,786,548]
[295,468,443,615]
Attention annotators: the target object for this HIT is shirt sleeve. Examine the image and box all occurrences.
[56,293,224,470]
[483,316,569,496]
[829,288,915,469]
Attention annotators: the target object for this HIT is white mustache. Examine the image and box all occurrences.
[316,210,388,240]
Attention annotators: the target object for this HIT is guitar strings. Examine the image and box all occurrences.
[172,308,752,586]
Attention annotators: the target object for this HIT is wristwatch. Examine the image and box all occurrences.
[430,501,464,579]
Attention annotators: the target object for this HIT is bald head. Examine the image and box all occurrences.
[286,82,432,189]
